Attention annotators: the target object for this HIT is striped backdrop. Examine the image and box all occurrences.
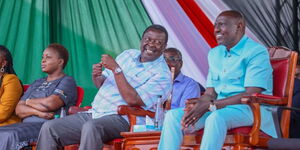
[142,0,261,86]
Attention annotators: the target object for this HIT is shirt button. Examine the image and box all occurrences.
[223,85,227,89]
[224,69,226,72]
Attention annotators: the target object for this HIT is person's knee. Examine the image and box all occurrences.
[40,119,58,133]
[205,111,225,127]
[82,120,102,133]
[166,108,184,120]
[163,108,184,127]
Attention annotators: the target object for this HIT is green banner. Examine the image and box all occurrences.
[0,0,152,106]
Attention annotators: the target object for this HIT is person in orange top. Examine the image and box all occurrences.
[0,45,23,126]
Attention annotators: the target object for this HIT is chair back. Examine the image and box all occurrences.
[23,85,29,92]
[268,46,298,138]
[76,86,84,107]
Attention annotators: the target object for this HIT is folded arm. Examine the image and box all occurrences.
[15,101,54,119]
[24,94,64,112]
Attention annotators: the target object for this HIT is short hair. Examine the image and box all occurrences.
[142,24,168,44]
[47,43,69,69]
[219,10,246,25]
[164,47,182,60]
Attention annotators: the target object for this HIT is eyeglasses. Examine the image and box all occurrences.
[143,37,164,46]
[164,56,181,62]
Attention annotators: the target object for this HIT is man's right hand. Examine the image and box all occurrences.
[92,63,103,79]
[92,62,106,88]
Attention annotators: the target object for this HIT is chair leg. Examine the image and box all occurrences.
[113,141,122,150]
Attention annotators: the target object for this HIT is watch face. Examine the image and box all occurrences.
[115,67,122,74]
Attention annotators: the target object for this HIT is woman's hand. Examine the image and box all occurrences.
[37,111,54,120]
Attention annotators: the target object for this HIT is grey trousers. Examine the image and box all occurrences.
[36,113,129,150]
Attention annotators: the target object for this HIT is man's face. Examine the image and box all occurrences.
[214,15,241,49]
[163,51,182,77]
[140,30,167,62]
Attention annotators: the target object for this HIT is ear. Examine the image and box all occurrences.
[58,59,64,68]
[237,21,245,32]
[179,60,183,69]
[162,43,167,52]
[1,60,7,68]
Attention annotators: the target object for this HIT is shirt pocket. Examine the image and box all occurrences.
[228,72,243,86]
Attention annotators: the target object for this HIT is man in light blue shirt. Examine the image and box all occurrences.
[158,10,275,150]
[163,48,204,109]
[37,25,172,150]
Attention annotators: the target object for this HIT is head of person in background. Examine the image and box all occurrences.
[163,47,182,79]
[163,47,204,109]
[0,45,23,126]
[140,24,168,62]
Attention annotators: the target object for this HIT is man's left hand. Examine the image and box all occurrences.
[181,100,210,129]
[101,54,119,70]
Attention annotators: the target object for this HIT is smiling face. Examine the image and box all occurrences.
[214,12,245,50]
[41,48,64,74]
[140,29,167,62]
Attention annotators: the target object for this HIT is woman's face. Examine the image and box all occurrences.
[41,48,63,74]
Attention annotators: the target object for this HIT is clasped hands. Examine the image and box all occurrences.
[181,98,211,130]
[92,54,119,78]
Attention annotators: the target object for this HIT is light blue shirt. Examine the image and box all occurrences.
[91,49,172,125]
[206,35,276,137]
[171,72,202,109]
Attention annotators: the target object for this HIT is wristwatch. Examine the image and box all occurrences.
[208,100,217,112]
[114,67,122,74]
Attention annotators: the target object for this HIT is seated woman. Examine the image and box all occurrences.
[0,43,77,150]
[0,45,23,126]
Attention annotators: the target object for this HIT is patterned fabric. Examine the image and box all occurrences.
[0,75,77,150]
[171,72,203,109]
[91,49,172,125]
[206,35,276,137]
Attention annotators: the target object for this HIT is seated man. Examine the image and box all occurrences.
[158,10,275,150]
[163,47,204,109]
[36,25,172,150]
[0,44,77,150]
